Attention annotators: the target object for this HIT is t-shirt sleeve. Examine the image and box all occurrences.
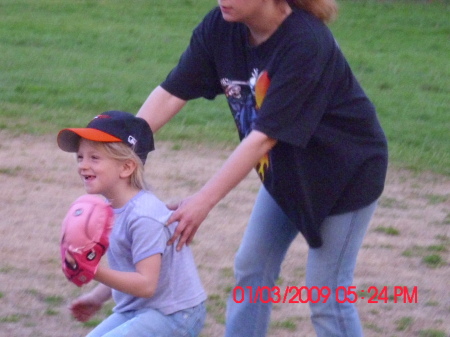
[252,28,338,147]
[161,8,223,100]
[128,217,167,265]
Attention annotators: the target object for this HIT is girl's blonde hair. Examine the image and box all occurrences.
[287,0,338,23]
[86,140,148,190]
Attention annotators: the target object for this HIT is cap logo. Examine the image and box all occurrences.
[74,208,83,216]
[87,251,96,261]
[94,115,111,119]
[128,135,137,146]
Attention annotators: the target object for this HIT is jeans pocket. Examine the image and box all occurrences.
[172,303,206,337]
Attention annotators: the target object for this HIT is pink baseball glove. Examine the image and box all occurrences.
[60,194,114,287]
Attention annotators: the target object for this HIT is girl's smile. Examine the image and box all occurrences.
[77,140,124,201]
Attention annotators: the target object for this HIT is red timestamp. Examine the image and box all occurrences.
[232,285,418,304]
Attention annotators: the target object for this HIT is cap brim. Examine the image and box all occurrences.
[57,128,122,152]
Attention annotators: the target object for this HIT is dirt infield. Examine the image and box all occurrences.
[1,131,449,337]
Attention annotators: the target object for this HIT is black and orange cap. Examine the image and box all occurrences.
[57,111,154,164]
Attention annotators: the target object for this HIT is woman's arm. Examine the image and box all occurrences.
[137,86,186,132]
[94,254,162,298]
[167,130,277,250]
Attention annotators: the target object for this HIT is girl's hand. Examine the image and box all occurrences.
[69,284,111,322]
[69,294,103,322]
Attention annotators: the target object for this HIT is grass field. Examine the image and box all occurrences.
[0,1,449,337]
[0,0,449,175]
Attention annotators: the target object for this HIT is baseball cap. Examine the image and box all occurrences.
[57,111,154,164]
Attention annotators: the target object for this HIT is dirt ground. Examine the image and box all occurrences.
[0,131,449,337]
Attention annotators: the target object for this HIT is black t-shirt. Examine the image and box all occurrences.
[161,7,388,247]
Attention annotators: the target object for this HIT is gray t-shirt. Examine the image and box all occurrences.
[107,190,206,315]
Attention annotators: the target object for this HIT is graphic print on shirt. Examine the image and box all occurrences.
[221,69,271,181]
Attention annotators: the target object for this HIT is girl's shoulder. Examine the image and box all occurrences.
[124,190,172,226]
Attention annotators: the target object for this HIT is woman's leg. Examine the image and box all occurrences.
[306,201,378,337]
[225,186,299,337]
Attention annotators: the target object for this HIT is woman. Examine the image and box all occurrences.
[137,0,388,336]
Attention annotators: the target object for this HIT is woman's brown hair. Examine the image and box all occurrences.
[287,0,338,23]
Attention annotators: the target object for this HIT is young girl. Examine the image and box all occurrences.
[136,0,388,336]
[57,110,206,337]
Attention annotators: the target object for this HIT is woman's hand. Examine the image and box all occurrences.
[166,192,214,251]
[165,130,277,251]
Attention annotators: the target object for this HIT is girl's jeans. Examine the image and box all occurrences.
[86,302,206,337]
[225,186,377,337]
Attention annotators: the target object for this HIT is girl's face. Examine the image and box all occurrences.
[76,139,123,200]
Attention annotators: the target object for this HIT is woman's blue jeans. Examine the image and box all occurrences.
[225,186,377,337]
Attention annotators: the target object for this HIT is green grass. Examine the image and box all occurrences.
[330,1,449,175]
[206,294,227,325]
[1,0,449,175]
[395,316,414,331]
[402,238,450,264]
[374,226,400,236]
[422,254,446,268]
[44,295,64,305]
[0,314,22,323]
[418,329,447,337]
[270,318,298,331]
